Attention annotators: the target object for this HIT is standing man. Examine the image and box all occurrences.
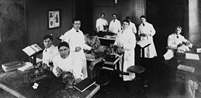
[114,19,136,81]
[125,16,137,34]
[60,18,91,79]
[109,13,121,34]
[96,13,108,37]
[42,34,59,70]
[138,15,157,58]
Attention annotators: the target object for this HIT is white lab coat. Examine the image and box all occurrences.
[52,52,83,80]
[42,45,59,66]
[96,18,108,32]
[167,33,191,49]
[138,22,157,58]
[60,28,91,79]
[109,19,121,34]
[128,22,137,34]
[114,29,136,81]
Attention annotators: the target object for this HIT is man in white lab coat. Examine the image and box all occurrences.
[52,42,84,80]
[138,15,157,58]
[109,13,121,34]
[60,19,91,79]
[164,26,192,60]
[42,34,59,70]
[114,19,136,81]
[96,13,108,37]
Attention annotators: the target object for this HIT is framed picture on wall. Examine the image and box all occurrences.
[48,10,61,29]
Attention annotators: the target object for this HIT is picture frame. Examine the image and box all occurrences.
[48,10,61,29]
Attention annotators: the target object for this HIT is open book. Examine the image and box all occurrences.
[22,44,42,56]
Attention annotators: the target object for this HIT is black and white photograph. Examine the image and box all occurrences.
[48,10,60,29]
[0,0,201,98]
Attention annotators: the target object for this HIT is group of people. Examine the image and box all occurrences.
[95,13,158,81]
[37,13,193,97]
[95,13,136,36]
[95,12,193,80]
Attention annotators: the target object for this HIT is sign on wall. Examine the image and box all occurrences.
[48,10,61,29]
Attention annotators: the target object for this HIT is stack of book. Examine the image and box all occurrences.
[1,61,24,72]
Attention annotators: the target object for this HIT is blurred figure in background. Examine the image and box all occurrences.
[125,16,137,34]
[109,13,121,35]
[96,13,108,37]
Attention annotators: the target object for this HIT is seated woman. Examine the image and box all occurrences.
[164,26,193,60]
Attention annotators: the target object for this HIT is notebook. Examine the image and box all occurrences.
[74,78,96,92]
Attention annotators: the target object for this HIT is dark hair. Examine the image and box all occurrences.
[43,34,53,41]
[112,13,117,16]
[122,19,130,25]
[140,15,146,19]
[72,18,81,24]
[100,13,105,16]
[176,26,182,30]
[125,16,131,20]
[58,42,69,49]
[88,31,96,36]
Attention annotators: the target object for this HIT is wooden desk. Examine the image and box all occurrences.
[0,69,100,98]
[165,47,201,98]
[98,36,115,46]
[85,53,123,79]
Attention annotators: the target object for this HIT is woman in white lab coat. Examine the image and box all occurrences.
[114,19,136,81]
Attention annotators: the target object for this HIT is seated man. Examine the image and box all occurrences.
[164,26,193,60]
[52,42,84,80]
[42,34,59,70]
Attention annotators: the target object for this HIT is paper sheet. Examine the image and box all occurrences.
[163,50,174,60]
[177,64,195,73]
[185,53,200,60]
[18,62,33,71]
[137,40,151,48]
[197,48,201,53]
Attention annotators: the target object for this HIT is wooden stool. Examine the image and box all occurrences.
[127,65,145,74]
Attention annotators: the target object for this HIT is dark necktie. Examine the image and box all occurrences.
[177,35,179,38]
[113,20,115,22]
[142,23,145,26]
